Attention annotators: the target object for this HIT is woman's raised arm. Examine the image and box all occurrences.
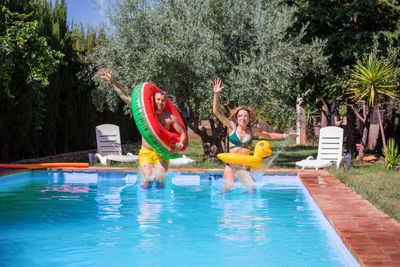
[212,78,234,129]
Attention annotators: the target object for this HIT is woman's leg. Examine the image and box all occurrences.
[236,168,256,190]
[222,165,235,192]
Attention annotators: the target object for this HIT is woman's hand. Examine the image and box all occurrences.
[284,132,299,139]
[212,78,224,94]
[98,68,113,83]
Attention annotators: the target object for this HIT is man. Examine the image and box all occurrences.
[98,69,187,188]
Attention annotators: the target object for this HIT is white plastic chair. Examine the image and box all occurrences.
[296,126,344,170]
[91,124,138,166]
[169,155,196,166]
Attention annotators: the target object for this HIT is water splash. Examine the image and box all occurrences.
[122,142,141,155]
[261,123,295,171]
[236,169,256,191]
[263,138,290,169]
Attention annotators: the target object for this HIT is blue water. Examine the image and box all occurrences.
[0,171,358,267]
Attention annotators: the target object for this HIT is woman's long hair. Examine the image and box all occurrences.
[229,106,256,126]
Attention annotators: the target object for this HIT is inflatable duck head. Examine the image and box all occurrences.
[253,140,272,159]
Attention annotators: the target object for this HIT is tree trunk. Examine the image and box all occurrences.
[375,103,387,152]
[356,107,371,161]
[330,103,336,126]
[368,109,380,150]
[321,102,335,127]
[345,105,357,156]
[357,122,369,161]
[296,100,306,145]
[188,118,226,158]
[305,121,315,145]
[321,103,329,128]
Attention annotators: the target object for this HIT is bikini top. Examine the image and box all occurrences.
[229,127,253,149]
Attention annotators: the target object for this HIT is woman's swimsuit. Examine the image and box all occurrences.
[229,128,253,149]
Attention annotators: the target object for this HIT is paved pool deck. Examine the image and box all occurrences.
[1,167,399,266]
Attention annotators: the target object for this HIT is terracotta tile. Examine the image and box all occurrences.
[387,252,400,261]
[358,253,391,262]
[361,261,398,267]
[368,233,398,244]
[353,248,387,257]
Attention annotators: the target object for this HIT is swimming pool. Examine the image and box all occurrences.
[0,171,358,266]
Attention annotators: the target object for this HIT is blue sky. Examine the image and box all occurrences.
[53,0,107,28]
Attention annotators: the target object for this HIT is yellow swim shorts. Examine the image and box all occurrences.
[138,147,169,167]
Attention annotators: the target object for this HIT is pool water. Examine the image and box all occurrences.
[0,171,358,266]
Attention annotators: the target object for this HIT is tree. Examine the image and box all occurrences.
[0,0,133,162]
[0,5,63,100]
[0,3,64,160]
[347,52,398,160]
[285,0,400,152]
[94,0,328,158]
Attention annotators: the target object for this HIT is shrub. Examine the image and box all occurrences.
[382,138,400,170]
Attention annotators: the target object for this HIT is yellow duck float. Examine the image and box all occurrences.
[217,140,272,168]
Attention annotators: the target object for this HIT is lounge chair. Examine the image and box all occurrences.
[91,124,139,166]
[295,126,344,170]
[169,155,196,166]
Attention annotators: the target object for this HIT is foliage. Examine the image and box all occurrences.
[348,53,397,107]
[285,0,400,133]
[347,51,398,155]
[262,99,297,132]
[0,5,63,99]
[0,0,138,162]
[304,103,319,124]
[287,0,400,74]
[382,138,400,170]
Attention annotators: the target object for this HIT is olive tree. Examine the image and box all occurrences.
[94,0,328,158]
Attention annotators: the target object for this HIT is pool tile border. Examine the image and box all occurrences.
[295,169,400,267]
[2,167,400,266]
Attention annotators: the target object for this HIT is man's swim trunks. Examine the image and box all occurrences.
[138,147,169,167]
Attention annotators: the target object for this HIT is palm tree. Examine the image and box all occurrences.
[347,52,398,157]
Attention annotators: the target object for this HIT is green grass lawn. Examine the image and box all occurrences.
[103,140,400,222]
[331,162,400,222]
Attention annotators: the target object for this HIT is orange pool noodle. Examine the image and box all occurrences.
[0,163,89,169]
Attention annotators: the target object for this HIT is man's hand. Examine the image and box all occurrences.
[98,68,113,82]
[170,142,183,155]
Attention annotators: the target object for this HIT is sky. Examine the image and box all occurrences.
[53,0,107,28]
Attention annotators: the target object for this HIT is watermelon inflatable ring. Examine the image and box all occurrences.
[131,82,188,159]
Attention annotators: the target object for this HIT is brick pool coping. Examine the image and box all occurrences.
[1,167,400,266]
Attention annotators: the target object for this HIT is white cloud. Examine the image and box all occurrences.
[95,0,106,18]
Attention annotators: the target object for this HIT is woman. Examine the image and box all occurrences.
[212,78,297,192]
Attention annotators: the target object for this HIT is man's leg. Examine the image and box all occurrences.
[153,160,169,188]
[140,163,155,188]
[138,148,155,188]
